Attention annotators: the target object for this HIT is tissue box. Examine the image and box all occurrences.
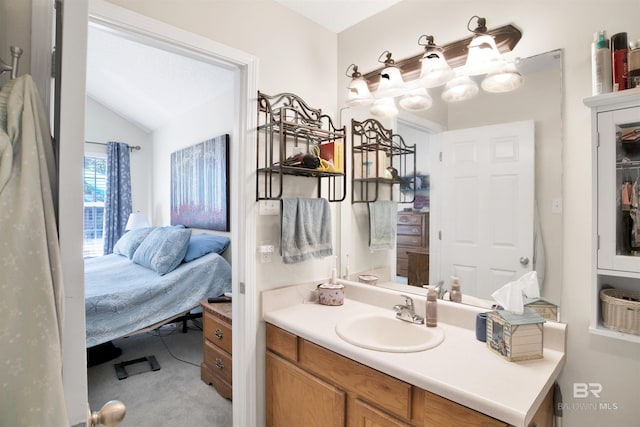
[486,308,545,362]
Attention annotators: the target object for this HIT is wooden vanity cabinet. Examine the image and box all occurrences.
[266,323,552,427]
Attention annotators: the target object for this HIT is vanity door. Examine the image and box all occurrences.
[597,105,640,273]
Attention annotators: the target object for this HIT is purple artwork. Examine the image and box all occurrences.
[170,135,229,231]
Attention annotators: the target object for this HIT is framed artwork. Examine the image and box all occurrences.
[170,134,230,231]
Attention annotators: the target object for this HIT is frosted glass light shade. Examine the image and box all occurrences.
[441,75,479,103]
[419,51,455,88]
[399,87,433,111]
[370,97,399,117]
[376,65,405,98]
[465,34,502,75]
[481,61,523,93]
[346,76,373,106]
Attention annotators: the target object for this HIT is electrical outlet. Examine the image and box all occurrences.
[258,245,275,263]
[551,197,562,214]
[259,200,280,215]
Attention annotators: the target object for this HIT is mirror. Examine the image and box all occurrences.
[341,49,563,314]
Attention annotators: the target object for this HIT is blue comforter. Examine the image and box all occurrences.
[85,252,231,347]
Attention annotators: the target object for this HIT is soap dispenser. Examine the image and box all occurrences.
[450,276,462,303]
[426,286,438,327]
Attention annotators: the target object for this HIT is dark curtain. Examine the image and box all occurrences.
[103,141,132,254]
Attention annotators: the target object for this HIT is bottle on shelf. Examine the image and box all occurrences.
[592,30,612,95]
[612,32,628,91]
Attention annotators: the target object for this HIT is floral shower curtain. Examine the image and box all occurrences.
[103,141,132,254]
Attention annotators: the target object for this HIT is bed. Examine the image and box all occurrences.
[85,227,232,348]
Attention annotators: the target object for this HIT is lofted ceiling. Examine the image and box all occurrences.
[85,2,400,133]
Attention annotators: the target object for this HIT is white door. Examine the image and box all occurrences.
[439,120,534,299]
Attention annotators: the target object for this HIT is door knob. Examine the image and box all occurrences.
[519,256,530,266]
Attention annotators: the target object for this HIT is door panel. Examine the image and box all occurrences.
[441,121,534,299]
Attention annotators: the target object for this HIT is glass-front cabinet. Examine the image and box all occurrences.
[597,106,640,271]
[586,88,640,343]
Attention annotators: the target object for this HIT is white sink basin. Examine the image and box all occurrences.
[335,312,445,353]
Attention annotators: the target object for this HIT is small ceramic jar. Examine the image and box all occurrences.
[317,283,345,306]
[358,275,378,285]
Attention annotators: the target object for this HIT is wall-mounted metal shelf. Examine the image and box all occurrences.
[351,118,416,204]
[256,91,346,202]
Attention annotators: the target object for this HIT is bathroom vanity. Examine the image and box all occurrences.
[262,282,566,427]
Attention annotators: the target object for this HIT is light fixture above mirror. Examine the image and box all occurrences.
[345,16,524,116]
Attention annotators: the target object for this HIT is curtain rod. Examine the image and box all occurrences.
[85,141,141,151]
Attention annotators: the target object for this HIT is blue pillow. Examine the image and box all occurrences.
[132,226,192,275]
[112,227,155,259]
[184,234,230,262]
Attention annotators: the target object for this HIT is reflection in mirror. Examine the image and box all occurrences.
[341,49,563,317]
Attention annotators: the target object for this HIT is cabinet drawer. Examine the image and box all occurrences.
[204,311,232,354]
[397,234,424,246]
[299,339,412,420]
[397,213,423,225]
[266,323,298,362]
[204,339,233,385]
[397,224,423,236]
[422,390,507,426]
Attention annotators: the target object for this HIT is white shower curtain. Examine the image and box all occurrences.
[0,75,69,426]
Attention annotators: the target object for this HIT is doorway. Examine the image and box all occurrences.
[57,2,259,425]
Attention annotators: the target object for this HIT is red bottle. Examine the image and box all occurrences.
[612,32,628,91]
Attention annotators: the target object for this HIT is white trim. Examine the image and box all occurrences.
[62,1,259,424]
[30,0,55,117]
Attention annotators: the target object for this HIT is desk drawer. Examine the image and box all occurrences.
[204,339,233,385]
[397,224,423,236]
[397,213,423,225]
[397,234,424,246]
[204,311,232,354]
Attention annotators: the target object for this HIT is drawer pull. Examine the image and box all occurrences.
[215,329,224,340]
[215,358,225,369]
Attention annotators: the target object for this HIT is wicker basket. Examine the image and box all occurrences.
[600,288,640,335]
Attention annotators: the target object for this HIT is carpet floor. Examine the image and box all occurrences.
[87,321,233,426]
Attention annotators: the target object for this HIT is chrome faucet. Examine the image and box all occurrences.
[393,295,424,324]
[432,280,447,300]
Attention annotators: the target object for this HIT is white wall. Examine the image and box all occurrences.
[84,97,154,222]
[338,2,640,426]
[151,92,234,225]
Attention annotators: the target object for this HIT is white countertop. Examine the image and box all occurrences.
[262,281,566,427]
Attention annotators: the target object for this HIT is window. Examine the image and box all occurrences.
[83,155,107,257]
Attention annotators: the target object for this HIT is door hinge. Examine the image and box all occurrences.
[239,281,246,294]
[596,132,600,148]
[439,151,443,162]
[50,48,56,78]
[597,235,600,250]
[438,230,442,240]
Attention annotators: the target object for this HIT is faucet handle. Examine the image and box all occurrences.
[400,294,414,308]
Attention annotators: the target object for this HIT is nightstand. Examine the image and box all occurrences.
[200,300,232,399]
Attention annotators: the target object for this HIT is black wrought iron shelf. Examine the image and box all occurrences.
[256,91,346,202]
[351,118,416,204]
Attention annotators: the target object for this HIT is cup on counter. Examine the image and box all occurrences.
[475,312,488,342]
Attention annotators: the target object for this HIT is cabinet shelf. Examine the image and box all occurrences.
[257,91,346,202]
[586,90,640,343]
[351,118,416,204]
